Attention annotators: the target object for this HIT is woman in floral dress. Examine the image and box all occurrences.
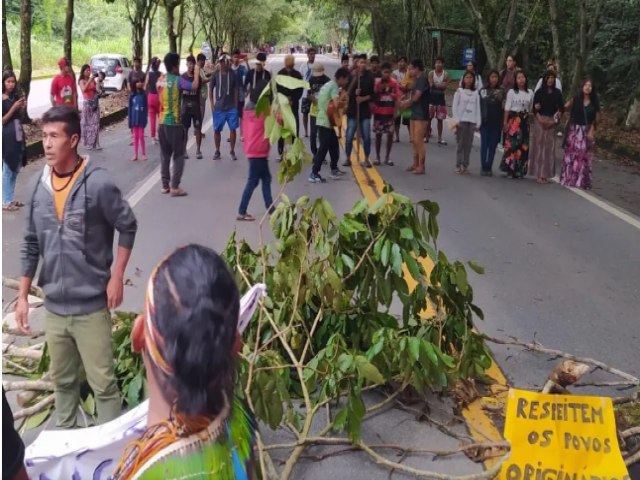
[500,71,534,178]
[560,79,599,189]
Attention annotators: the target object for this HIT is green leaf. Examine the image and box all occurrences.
[420,341,439,365]
[455,267,469,296]
[275,74,309,91]
[467,260,485,274]
[81,393,96,416]
[355,355,385,384]
[390,243,403,276]
[21,407,52,433]
[402,251,421,281]
[337,353,354,373]
[400,227,414,240]
[408,338,420,361]
[126,371,143,407]
[373,235,386,260]
[333,407,348,431]
[380,240,390,267]
[341,254,355,273]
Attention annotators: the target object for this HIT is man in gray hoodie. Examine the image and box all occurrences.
[15,106,137,428]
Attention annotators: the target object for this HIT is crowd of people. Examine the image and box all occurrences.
[1,46,602,480]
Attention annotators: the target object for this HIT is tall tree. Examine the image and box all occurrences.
[64,0,74,63]
[2,0,13,70]
[18,0,32,122]
[126,0,160,61]
[162,0,183,53]
[570,0,603,94]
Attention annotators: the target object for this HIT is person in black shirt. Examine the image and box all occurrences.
[3,388,29,480]
[181,55,203,159]
[343,54,375,168]
[307,64,331,156]
[530,70,564,184]
[276,55,304,156]
[479,70,505,175]
[244,52,272,105]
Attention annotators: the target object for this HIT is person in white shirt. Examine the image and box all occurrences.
[452,71,482,174]
[499,71,534,178]
[534,62,562,92]
[299,47,317,137]
[392,56,409,142]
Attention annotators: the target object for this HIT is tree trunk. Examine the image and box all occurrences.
[570,0,603,94]
[64,0,74,63]
[18,0,32,113]
[548,0,561,75]
[2,0,13,70]
[462,0,498,68]
[176,0,185,55]
[626,96,640,129]
[166,1,177,53]
[497,0,518,69]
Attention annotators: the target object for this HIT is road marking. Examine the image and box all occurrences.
[345,129,509,469]
[473,131,640,231]
[126,118,213,207]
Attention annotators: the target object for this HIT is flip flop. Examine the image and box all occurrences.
[236,214,255,222]
[160,187,170,194]
[3,204,19,212]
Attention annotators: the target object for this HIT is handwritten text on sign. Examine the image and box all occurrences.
[501,389,630,480]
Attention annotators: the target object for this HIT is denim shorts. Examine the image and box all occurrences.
[213,108,239,132]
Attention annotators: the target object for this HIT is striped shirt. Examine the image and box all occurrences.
[373,77,401,121]
[158,73,193,125]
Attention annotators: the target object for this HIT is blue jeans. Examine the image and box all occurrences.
[345,117,371,160]
[2,160,20,206]
[480,124,501,172]
[238,158,273,215]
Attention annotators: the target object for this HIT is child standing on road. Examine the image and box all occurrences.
[128,79,148,161]
[236,92,273,222]
[452,71,481,174]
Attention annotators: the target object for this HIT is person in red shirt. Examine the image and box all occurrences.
[50,58,77,108]
[372,62,401,166]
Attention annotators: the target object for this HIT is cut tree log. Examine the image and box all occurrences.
[3,380,54,392]
[541,360,590,393]
[17,374,51,407]
[2,343,43,360]
[2,276,44,299]
[13,394,54,420]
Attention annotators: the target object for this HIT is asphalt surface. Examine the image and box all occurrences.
[3,54,639,478]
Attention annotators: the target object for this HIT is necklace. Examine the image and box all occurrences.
[52,156,83,192]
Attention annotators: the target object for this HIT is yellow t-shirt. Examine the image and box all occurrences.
[52,158,86,220]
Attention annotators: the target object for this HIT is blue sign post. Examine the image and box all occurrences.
[461,48,476,67]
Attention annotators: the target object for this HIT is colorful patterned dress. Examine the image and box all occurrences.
[500,88,534,178]
[560,98,599,189]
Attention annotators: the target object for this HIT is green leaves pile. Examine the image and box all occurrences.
[224,184,491,445]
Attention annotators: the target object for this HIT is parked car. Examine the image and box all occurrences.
[90,54,132,91]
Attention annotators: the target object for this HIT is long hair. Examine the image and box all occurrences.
[541,70,557,91]
[462,71,476,91]
[573,78,600,112]
[149,244,239,417]
[2,70,17,94]
[78,64,91,85]
[513,70,529,93]
[485,69,500,88]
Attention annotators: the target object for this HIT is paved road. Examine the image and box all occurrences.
[3,54,639,477]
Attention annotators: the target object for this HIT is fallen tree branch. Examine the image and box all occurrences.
[17,374,51,407]
[625,447,640,467]
[622,426,640,439]
[2,327,45,338]
[3,380,54,392]
[2,343,43,360]
[2,276,44,299]
[481,334,639,385]
[13,394,54,420]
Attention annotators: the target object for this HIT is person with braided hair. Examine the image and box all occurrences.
[112,244,256,480]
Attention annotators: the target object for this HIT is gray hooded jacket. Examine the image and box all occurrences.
[21,158,137,316]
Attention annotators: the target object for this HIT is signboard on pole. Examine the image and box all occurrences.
[461,47,476,67]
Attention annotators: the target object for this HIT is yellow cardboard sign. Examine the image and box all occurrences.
[501,388,630,480]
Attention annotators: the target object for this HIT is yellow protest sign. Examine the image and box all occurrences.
[501,388,630,480]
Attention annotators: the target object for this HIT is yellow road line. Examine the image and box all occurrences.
[340,125,510,469]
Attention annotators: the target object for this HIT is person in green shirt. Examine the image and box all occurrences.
[309,67,350,183]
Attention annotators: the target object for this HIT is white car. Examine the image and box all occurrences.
[90,54,132,91]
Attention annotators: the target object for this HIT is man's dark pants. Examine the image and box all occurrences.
[159,124,186,189]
